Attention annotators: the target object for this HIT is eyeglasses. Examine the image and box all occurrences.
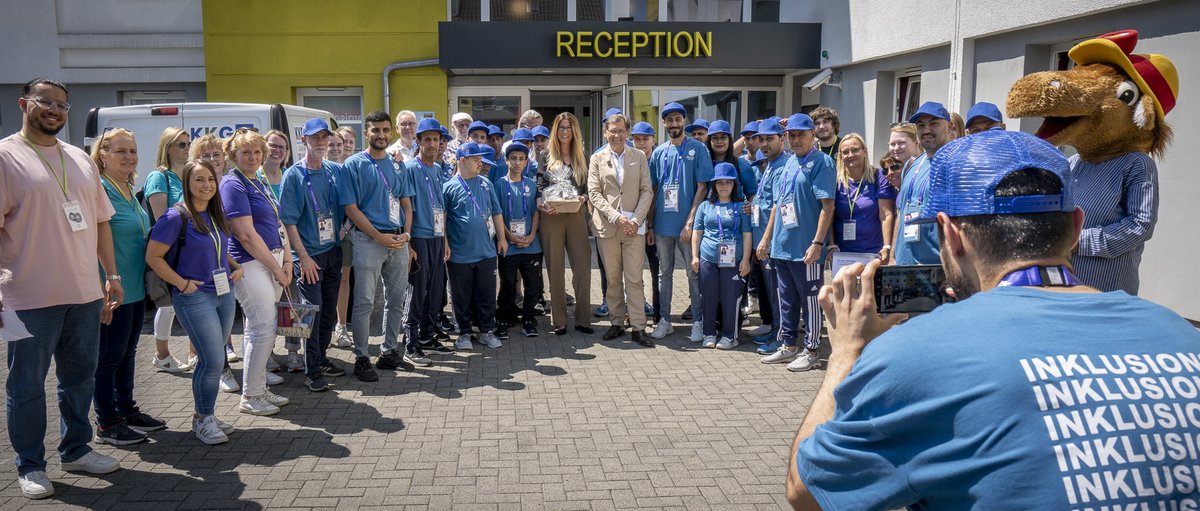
[557,126,573,131]
[888,163,903,172]
[399,122,417,128]
[267,143,288,151]
[26,96,71,113]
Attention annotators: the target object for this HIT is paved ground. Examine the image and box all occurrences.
[0,265,828,510]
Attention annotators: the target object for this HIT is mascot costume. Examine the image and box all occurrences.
[1007,29,1178,295]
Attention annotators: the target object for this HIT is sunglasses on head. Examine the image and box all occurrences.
[175,141,190,149]
[890,122,915,129]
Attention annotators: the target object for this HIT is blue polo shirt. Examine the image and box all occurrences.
[649,138,714,237]
[443,174,502,264]
[338,151,413,232]
[894,153,941,265]
[404,158,447,239]
[280,160,343,259]
[752,153,789,247]
[220,170,285,264]
[733,158,758,200]
[494,174,542,256]
[692,201,752,263]
[143,168,183,211]
[769,149,836,262]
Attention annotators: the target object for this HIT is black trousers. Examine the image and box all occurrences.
[497,252,545,324]
[296,247,343,379]
[447,257,498,334]
[406,237,447,343]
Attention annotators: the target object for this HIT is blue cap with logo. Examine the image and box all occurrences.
[532,125,550,139]
[415,118,442,137]
[505,141,529,159]
[468,120,489,135]
[707,120,732,137]
[602,108,623,122]
[512,127,533,142]
[710,162,739,182]
[910,129,1073,225]
[684,118,710,134]
[631,121,656,137]
[908,101,952,123]
[740,121,759,137]
[456,141,496,166]
[756,119,785,136]
[487,124,503,137]
[302,117,333,137]
[785,113,814,131]
[965,101,1003,123]
[661,102,686,119]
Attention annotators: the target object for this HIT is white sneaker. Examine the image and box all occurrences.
[761,345,801,364]
[689,322,704,343]
[455,334,474,351]
[18,471,53,499]
[334,324,353,348]
[787,350,821,372]
[265,354,282,372]
[178,355,198,371]
[219,369,241,393]
[263,390,290,407]
[479,332,502,349]
[650,321,675,340]
[716,337,739,350]
[701,335,718,349]
[152,355,185,373]
[286,352,304,373]
[215,417,235,435]
[225,345,241,363]
[60,451,120,474]
[746,324,772,337]
[239,395,280,416]
[265,372,284,386]
[742,295,759,315]
[192,415,229,445]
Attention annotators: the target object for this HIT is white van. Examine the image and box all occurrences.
[84,102,336,184]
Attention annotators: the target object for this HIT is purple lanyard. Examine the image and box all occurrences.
[997,265,1082,288]
[505,177,529,222]
[419,162,444,208]
[456,175,488,218]
[303,165,336,216]
[363,151,394,198]
[785,148,818,200]
[660,144,684,187]
[715,202,738,241]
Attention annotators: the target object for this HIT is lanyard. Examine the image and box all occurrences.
[456,175,488,218]
[504,176,529,221]
[363,151,395,199]
[660,143,684,188]
[101,174,147,236]
[997,265,1082,288]
[203,213,224,270]
[256,169,282,202]
[234,169,283,227]
[785,148,819,200]
[714,202,739,241]
[820,142,837,159]
[303,164,336,216]
[845,177,866,218]
[20,133,68,200]
[419,161,444,208]
[900,153,931,207]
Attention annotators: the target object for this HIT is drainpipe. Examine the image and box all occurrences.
[382,58,439,116]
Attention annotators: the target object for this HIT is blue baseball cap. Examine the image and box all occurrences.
[910,129,1073,225]
[707,120,732,137]
[456,141,496,166]
[531,125,550,139]
[740,121,759,137]
[480,145,497,165]
[765,116,783,125]
[505,141,529,159]
[710,162,739,182]
[684,118,710,134]
[468,120,488,135]
[661,102,686,119]
[302,118,333,137]
[602,108,623,122]
[631,121,656,137]
[751,149,768,164]
[965,102,1003,124]
[439,126,450,141]
[415,118,442,137]
[487,124,503,137]
[512,127,533,142]
[756,119,785,137]
[785,113,814,131]
[908,101,951,123]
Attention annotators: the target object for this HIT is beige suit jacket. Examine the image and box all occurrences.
[587,145,653,239]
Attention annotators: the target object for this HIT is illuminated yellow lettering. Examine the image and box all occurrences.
[649,31,666,57]
[674,31,693,57]
[557,31,575,58]
[613,31,630,58]
[695,32,712,57]
[576,31,593,58]
[595,31,612,58]
[632,32,649,57]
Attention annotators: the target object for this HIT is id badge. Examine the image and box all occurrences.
[485,216,496,238]
[780,202,798,228]
[751,204,761,227]
[718,243,736,267]
[212,269,231,296]
[663,184,680,212]
[63,201,87,232]
[432,207,446,237]
[842,221,857,241]
[389,195,401,226]
[318,215,335,244]
[903,211,920,242]
[510,219,527,236]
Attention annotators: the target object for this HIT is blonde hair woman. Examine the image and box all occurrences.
[831,133,896,261]
[146,126,193,373]
[535,112,593,335]
[190,134,226,172]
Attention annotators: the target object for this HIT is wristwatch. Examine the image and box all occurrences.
[106,274,122,282]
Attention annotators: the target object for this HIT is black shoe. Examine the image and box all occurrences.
[534,299,547,316]
[354,356,379,382]
[95,421,148,446]
[122,408,166,432]
[376,351,414,372]
[437,314,455,332]
[494,325,510,340]
[602,325,625,340]
[632,331,654,347]
[319,358,346,377]
[305,376,331,392]
[419,338,455,353]
[522,320,538,338]
[681,305,693,321]
[554,326,568,336]
[574,325,595,335]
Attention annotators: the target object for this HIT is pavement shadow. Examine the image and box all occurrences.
[49,468,264,510]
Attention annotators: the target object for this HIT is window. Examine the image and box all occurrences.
[608,0,657,20]
[296,87,364,149]
[896,73,921,124]
[665,0,742,21]
[747,90,776,124]
[629,89,659,126]
[661,89,741,131]
[490,0,567,20]
[750,0,779,22]
[628,88,779,142]
[121,90,187,105]
[451,0,482,21]
[458,95,522,134]
[1050,41,1077,71]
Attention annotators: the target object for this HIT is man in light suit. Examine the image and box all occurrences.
[588,114,654,347]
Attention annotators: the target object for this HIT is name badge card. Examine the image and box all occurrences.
[510,219,526,237]
[318,215,335,243]
[842,221,857,241]
[663,185,680,212]
[780,203,798,228]
[485,216,496,239]
[63,201,87,232]
[751,204,761,227]
[718,243,736,267]
[433,207,446,237]
[212,269,231,296]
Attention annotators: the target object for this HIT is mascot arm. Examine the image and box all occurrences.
[1076,157,1159,258]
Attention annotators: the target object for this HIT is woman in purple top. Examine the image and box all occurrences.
[146,160,243,445]
[219,129,293,417]
[829,134,897,260]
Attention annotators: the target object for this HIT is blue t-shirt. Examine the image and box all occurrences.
[751,153,789,247]
[797,286,1200,510]
[404,158,447,239]
[280,160,343,259]
[769,149,836,261]
[692,201,752,263]
[894,153,941,265]
[649,138,714,237]
[148,207,230,294]
[256,169,284,202]
[733,158,758,200]
[101,178,150,304]
[833,168,897,253]
[493,174,541,256]
[487,160,538,184]
[220,170,284,264]
[338,151,413,232]
[143,168,183,213]
[443,174,501,264]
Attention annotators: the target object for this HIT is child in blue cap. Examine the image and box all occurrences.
[690,162,753,349]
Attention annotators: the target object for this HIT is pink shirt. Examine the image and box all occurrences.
[0,133,114,310]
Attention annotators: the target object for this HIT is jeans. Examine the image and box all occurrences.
[497,252,544,325]
[655,234,702,324]
[447,257,498,334]
[7,300,102,475]
[406,237,446,343]
[174,290,236,416]
[774,259,823,350]
[700,261,744,339]
[94,299,147,426]
[350,229,410,358]
[296,247,343,378]
[234,257,283,397]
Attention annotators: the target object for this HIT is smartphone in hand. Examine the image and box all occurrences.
[873,264,952,314]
